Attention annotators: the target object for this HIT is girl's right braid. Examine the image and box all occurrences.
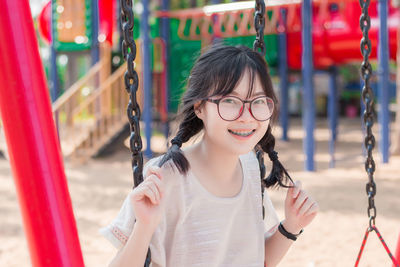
[158,111,203,174]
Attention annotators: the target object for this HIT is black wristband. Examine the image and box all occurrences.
[278,222,303,241]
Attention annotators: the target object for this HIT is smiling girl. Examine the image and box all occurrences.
[101,44,319,267]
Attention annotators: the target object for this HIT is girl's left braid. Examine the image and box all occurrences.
[256,126,293,219]
[258,126,293,188]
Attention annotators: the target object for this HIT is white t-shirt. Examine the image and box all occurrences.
[100,151,279,267]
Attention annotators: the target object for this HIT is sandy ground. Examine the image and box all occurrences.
[0,118,399,267]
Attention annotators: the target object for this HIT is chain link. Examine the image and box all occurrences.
[359,0,377,229]
[120,0,144,188]
[253,0,266,55]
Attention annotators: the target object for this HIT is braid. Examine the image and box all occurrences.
[158,109,203,174]
[256,126,293,220]
[258,126,293,189]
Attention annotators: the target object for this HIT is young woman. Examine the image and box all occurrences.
[101,45,319,267]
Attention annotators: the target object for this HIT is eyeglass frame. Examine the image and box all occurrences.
[204,95,274,122]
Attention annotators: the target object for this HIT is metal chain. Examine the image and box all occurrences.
[254,0,266,55]
[120,1,150,266]
[359,0,377,230]
[355,2,399,265]
[120,0,144,188]
[254,0,267,220]
[256,148,266,219]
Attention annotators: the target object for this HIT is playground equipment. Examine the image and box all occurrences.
[39,0,114,46]
[51,42,140,158]
[52,0,93,51]
[38,0,106,102]
[154,0,399,170]
[35,0,169,160]
[35,0,150,159]
[0,0,84,266]
[156,0,399,69]
[286,0,399,69]
[36,0,398,165]
[396,233,400,267]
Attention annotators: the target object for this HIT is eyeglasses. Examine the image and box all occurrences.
[206,95,274,121]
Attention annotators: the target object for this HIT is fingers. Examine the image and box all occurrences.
[144,176,164,204]
[298,196,316,216]
[293,188,319,217]
[133,167,165,205]
[292,180,301,198]
[304,201,319,217]
[287,180,318,216]
[146,182,160,203]
[146,166,163,180]
[293,190,307,210]
[285,180,302,207]
[284,180,318,230]
[133,183,155,204]
[146,174,164,198]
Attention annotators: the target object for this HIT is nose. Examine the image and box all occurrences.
[238,103,254,121]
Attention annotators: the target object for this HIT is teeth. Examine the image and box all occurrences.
[229,129,255,137]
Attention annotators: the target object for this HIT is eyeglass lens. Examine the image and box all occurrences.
[218,96,274,121]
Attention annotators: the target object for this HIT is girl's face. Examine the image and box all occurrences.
[195,71,271,156]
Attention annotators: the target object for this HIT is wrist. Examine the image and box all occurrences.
[281,220,302,234]
[279,221,303,241]
[135,220,158,235]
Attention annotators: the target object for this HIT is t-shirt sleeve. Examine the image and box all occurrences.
[263,190,280,240]
[99,157,160,250]
[99,193,136,249]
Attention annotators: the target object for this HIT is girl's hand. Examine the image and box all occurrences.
[130,166,165,230]
[282,180,319,234]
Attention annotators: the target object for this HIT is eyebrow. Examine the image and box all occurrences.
[230,91,266,97]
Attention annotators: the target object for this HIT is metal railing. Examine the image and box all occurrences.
[52,43,143,158]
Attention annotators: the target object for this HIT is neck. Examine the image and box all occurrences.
[194,135,241,182]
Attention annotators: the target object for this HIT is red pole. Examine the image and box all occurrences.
[394,232,400,267]
[0,1,84,267]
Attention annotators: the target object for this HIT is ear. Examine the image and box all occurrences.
[193,101,204,120]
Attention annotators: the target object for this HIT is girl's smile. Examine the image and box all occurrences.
[228,129,256,140]
[228,129,256,138]
[226,125,259,144]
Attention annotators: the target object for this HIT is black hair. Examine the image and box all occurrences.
[158,44,293,192]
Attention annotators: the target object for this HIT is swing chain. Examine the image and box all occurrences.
[356,4,399,266]
[256,148,266,219]
[120,0,144,188]
[253,1,267,220]
[359,0,377,229]
[254,0,266,55]
[120,1,151,266]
